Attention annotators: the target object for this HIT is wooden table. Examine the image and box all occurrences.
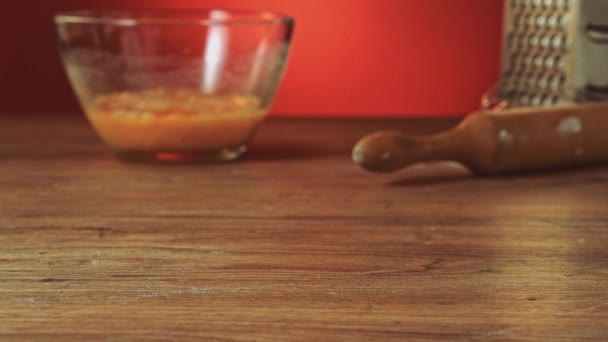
[1,114,608,341]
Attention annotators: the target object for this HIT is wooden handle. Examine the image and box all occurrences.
[353,102,608,174]
[352,131,466,173]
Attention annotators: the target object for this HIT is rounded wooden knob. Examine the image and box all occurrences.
[352,131,422,173]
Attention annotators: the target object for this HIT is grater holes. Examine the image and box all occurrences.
[508,33,527,51]
[551,35,561,49]
[552,96,562,106]
[506,32,516,48]
[537,76,548,89]
[540,34,551,48]
[509,56,519,73]
[518,33,528,49]
[513,74,525,88]
[529,35,539,47]
[503,77,518,92]
[544,55,555,69]
[549,75,568,92]
[504,0,574,106]
[549,76,561,91]
[555,56,566,70]
[522,54,532,68]
[509,52,519,64]
[560,76,567,89]
[551,35,570,50]
[563,36,572,49]
[512,14,521,27]
[526,15,536,27]
[518,15,528,27]
[558,15,568,29]
[526,76,538,88]
[536,15,546,28]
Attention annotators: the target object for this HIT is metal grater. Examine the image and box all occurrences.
[501,0,608,107]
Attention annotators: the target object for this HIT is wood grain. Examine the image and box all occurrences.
[1,114,608,341]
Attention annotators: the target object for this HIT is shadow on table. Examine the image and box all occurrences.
[387,163,608,187]
[387,173,473,187]
[385,162,473,187]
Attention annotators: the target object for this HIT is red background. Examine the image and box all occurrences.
[0,0,504,117]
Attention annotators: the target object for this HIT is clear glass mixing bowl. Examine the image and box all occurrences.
[55,9,294,162]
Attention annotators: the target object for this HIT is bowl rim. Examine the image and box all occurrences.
[54,8,295,26]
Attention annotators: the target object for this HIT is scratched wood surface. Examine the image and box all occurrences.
[1,114,608,341]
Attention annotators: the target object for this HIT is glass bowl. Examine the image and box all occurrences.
[54,9,294,162]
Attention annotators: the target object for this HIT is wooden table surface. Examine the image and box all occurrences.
[1,114,608,341]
